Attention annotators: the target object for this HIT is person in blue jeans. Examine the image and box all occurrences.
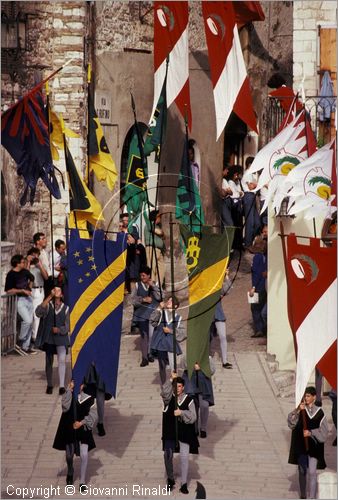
[242,156,261,248]
[5,254,35,354]
[248,238,267,338]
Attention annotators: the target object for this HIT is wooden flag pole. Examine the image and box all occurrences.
[301,403,310,451]
[45,82,57,328]
[154,55,169,211]
[130,93,163,301]
[86,63,92,187]
[169,210,179,448]
[3,59,75,114]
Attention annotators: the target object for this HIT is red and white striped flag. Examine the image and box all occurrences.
[283,233,337,406]
[202,1,258,140]
[153,1,191,128]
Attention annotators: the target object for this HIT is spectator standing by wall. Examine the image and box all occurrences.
[33,232,53,297]
[228,167,244,250]
[220,165,234,230]
[242,157,261,248]
[5,254,35,354]
[248,237,267,338]
[26,247,48,346]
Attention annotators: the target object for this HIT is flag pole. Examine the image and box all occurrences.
[154,55,169,211]
[170,211,177,373]
[303,105,317,238]
[86,63,92,187]
[45,82,56,327]
[184,107,193,233]
[3,60,75,114]
[169,210,179,448]
[279,219,310,453]
[130,93,163,301]
[279,221,297,355]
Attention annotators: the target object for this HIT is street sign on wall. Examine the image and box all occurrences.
[95,91,112,124]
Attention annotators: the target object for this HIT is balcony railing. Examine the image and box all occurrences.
[267,95,336,144]
[1,294,18,355]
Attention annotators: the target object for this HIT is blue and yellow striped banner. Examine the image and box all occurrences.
[68,229,127,397]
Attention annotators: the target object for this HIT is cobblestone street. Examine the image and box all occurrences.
[1,252,336,499]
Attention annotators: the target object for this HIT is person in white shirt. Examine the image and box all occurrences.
[33,232,53,296]
[52,239,66,279]
[221,165,233,229]
[227,167,244,250]
[242,157,261,248]
[188,139,200,192]
[258,170,269,226]
[26,247,48,344]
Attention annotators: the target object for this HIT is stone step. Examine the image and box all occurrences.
[280,386,295,399]
[267,360,279,373]
[273,370,295,391]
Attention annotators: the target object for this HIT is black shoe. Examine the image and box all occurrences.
[180,483,189,494]
[222,362,233,369]
[97,423,106,436]
[66,474,73,485]
[167,478,175,491]
[140,358,149,367]
[332,437,337,446]
[251,331,265,338]
[46,386,53,394]
[147,354,154,363]
[200,430,207,438]
[79,484,88,493]
[59,387,66,395]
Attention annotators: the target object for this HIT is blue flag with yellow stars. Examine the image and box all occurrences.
[68,229,127,397]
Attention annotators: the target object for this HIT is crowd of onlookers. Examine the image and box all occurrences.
[221,157,268,340]
[4,233,67,356]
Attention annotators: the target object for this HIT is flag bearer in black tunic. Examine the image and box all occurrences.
[161,372,199,494]
[53,380,97,493]
[288,386,328,499]
[131,266,161,367]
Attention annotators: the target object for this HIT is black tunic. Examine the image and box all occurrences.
[53,394,96,454]
[83,362,112,400]
[162,394,199,454]
[288,407,326,469]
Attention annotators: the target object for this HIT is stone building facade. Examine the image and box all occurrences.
[1,1,88,259]
[1,1,293,267]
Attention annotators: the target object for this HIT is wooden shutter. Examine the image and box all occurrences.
[319,27,336,143]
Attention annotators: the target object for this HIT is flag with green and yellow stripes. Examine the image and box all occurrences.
[69,229,127,396]
[180,225,235,378]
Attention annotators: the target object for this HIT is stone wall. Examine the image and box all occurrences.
[293,0,337,95]
[1,1,87,258]
[244,1,294,148]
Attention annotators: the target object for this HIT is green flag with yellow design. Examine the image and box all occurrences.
[122,124,148,224]
[180,225,235,378]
